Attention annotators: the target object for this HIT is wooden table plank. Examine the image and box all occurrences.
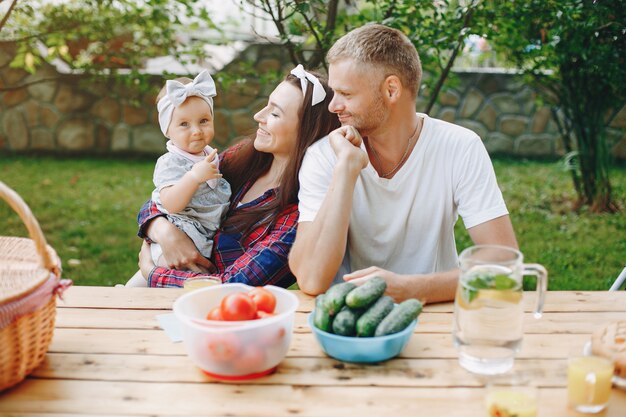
[425,291,626,313]
[55,307,625,335]
[415,311,625,335]
[1,380,624,417]
[0,414,139,417]
[49,328,591,359]
[57,287,626,313]
[32,353,572,387]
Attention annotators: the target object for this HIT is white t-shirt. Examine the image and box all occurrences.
[298,113,509,278]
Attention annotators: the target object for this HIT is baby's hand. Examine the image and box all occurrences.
[189,149,221,183]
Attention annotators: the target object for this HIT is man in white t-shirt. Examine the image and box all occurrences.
[288,24,518,303]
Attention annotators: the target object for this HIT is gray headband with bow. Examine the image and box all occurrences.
[157,70,216,136]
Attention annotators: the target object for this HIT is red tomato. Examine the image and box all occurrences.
[207,333,239,362]
[233,345,266,372]
[255,310,275,319]
[220,293,257,321]
[248,287,276,313]
[205,307,222,321]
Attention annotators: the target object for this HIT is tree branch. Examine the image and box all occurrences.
[605,106,622,128]
[530,72,559,104]
[0,76,61,92]
[325,0,339,36]
[552,105,582,199]
[261,0,300,65]
[0,0,19,32]
[277,0,305,63]
[384,0,397,20]
[2,29,75,45]
[426,4,476,113]
[295,1,329,70]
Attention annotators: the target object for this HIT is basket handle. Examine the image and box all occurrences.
[0,181,57,273]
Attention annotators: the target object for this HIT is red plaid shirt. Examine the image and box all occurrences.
[138,151,298,288]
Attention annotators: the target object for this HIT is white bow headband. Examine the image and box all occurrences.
[290,64,326,106]
[157,70,217,136]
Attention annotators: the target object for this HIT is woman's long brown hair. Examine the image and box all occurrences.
[219,71,340,238]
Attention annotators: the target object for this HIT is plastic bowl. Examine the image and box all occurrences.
[308,311,417,363]
[173,283,298,380]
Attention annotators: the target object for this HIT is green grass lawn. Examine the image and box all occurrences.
[1,155,624,289]
[0,156,154,286]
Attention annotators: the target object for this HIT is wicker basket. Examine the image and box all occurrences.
[0,181,70,391]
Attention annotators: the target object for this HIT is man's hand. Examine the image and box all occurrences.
[343,266,413,302]
[189,148,221,183]
[344,266,459,304]
[328,126,368,177]
[146,217,213,272]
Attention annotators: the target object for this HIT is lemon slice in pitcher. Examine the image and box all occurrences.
[477,289,523,304]
[458,273,522,309]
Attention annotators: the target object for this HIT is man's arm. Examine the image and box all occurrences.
[289,126,368,295]
[289,164,358,295]
[343,215,518,303]
[466,214,517,249]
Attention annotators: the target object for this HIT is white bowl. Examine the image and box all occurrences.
[173,283,298,380]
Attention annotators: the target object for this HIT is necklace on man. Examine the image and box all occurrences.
[368,119,421,179]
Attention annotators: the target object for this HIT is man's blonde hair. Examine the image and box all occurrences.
[327,24,422,97]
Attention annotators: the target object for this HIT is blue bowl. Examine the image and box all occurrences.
[307,311,417,363]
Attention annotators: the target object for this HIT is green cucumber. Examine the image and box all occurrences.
[374,299,423,336]
[345,276,387,309]
[313,294,332,332]
[331,306,362,336]
[355,295,395,337]
[323,282,356,316]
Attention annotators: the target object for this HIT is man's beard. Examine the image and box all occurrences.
[349,93,388,137]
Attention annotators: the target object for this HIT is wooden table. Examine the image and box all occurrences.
[1,288,625,416]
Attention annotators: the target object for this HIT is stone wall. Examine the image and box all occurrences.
[421,70,626,159]
[1,42,625,159]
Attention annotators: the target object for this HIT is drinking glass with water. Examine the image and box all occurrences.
[453,245,548,375]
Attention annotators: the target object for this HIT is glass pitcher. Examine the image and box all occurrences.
[452,245,548,375]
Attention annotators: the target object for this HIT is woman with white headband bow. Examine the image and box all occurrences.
[133,66,340,288]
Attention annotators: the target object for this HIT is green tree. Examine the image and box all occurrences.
[486,0,625,212]
[245,0,486,112]
[3,0,491,110]
[0,0,218,94]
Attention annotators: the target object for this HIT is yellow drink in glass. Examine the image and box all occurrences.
[183,277,221,292]
[485,389,537,417]
[568,356,614,413]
